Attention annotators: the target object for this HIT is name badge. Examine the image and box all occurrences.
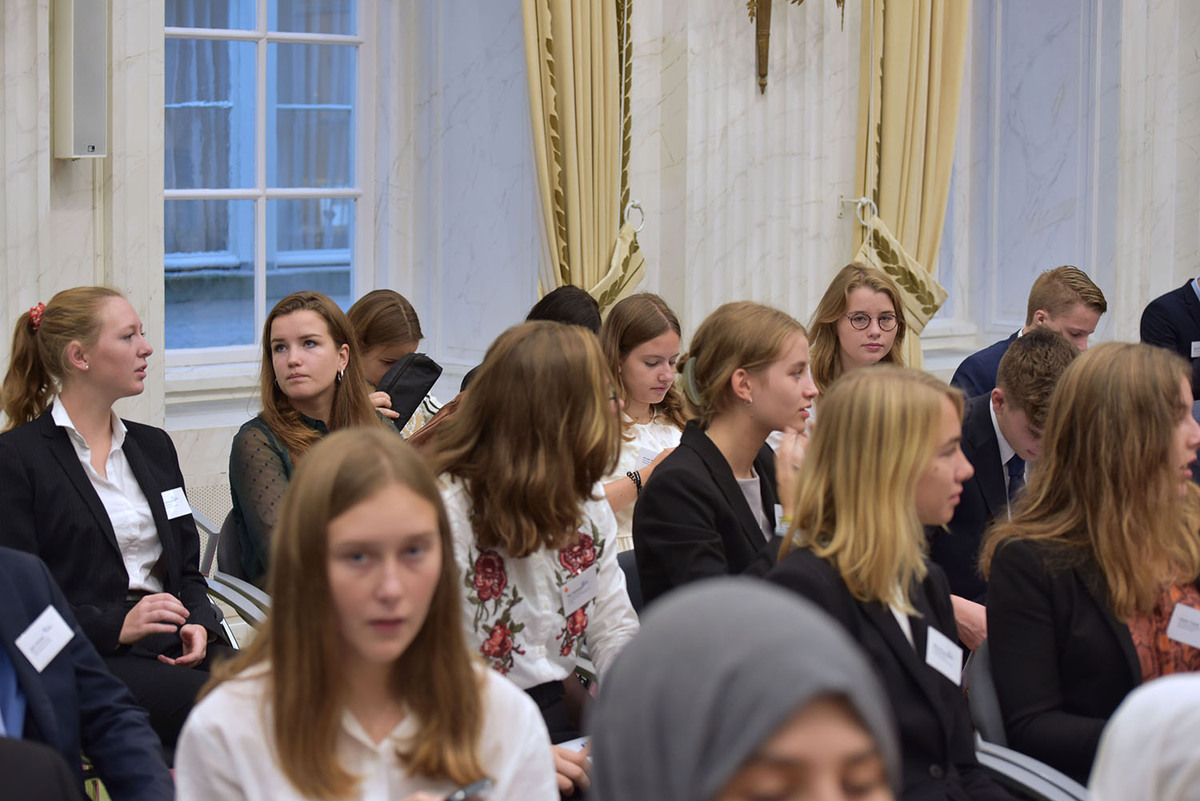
[16,605,73,673]
[925,626,964,686]
[638,447,658,470]
[1167,603,1200,649]
[1191,341,1200,359]
[161,487,191,520]
[774,504,785,528]
[561,564,599,616]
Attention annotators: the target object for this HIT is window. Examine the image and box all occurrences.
[164,1,362,354]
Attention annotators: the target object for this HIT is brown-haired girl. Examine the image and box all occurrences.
[808,263,907,394]
[430,321,639,796]
[177,428,556,800]
[0,287,227,749]
[599,293,690,551]
[229,290,381,585]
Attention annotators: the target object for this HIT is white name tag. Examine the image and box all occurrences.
[774,504,785,529]
[1191,341,1200,359]
[1167,603,1200,649]
[561,564,599,616]
[638,447,658,470]
[925,626,964,686]
[16,605,73,673]
[161,487,190,520]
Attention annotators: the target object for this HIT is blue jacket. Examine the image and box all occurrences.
[950,331,1019,399]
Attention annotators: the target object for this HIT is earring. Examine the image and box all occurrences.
[744,396,753,407]
[82,364,89,371]
[337,369,344,384]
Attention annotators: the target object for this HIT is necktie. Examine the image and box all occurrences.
[1006,455,1026,505]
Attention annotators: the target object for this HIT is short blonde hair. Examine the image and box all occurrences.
[1025,265,1107,325]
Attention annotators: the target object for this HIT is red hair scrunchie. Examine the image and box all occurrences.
[28,302,45,332]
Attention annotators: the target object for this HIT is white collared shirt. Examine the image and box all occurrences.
[52,403,162,593]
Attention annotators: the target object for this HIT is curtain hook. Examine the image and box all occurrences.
[623,200,645,233]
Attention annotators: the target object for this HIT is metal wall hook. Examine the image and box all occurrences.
[624,200,645,232]
[837,195,878,227]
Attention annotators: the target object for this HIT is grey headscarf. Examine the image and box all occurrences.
[588,577,900,801]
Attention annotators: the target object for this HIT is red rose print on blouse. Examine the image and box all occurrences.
[558,533,596,576]
[473,550,508,602]
[566,607,588,637]
[481,621,524,675]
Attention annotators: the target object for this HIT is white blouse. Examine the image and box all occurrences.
[603,415,683,552]
[175,666,557,801]
[440,477,640,689]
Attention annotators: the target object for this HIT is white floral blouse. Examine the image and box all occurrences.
[439,477,640,690]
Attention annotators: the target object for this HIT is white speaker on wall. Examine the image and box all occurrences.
[52,0,108,159]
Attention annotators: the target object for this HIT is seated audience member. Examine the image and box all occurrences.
[808,262,907,395]
[0,287,226,750]
[229,291,382,585]
[951,265,1107,397]
[177,429,556,801]
[430,321,639,797]
[599,293,690,552]
[0,547,172,800]
[982,342,1200,783]
[589,578,900,801]
[633,302,816,606]
[1089,674,1200,801]
[1141,276,1200,401]
[347,289,442,437]
[768,367,1017,801]
[932,327,1078,650]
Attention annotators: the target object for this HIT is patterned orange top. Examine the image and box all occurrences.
[1128,583,1200,681]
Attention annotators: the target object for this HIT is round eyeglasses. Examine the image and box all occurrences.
[844,312,899,332]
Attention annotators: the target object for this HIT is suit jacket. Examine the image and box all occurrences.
[950,331,1019,399]
[768,550,1014,801]
[0,410,221,655]
[931,395,1007,601]
[0,547,173,799]
[1140,280,1200,400]
[632,421,780,607]
[986,539,1143,784]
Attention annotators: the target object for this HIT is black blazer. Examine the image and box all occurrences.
[1141,280,1200,400]
[632,421,780,606]
[931,395,1007,601]
[768,549,1015,801]
[950,331,1019,399]
[0,548,172,799]
[986,539,1143,784]
[0,410,221,655]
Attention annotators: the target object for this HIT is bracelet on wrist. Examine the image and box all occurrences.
[627,469,643,494]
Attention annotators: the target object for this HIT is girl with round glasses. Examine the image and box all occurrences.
[808,263,907,394]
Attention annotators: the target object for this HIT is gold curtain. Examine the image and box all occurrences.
[523,0,643,312]
[853,0,970,368]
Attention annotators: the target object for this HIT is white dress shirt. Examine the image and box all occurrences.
[52,403,162,593]
[602,414,683,551]
[440,477,640,689]
[175,665,557,801]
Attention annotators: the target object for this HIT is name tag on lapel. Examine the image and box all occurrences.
[1191,341,1200,359]
[561,565,599,616]
[925,627,963,686]
[1167,603,1200,649]
[161,487,190,520]
[16,605,73,673]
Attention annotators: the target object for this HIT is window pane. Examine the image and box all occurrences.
[165,199,256,348]
[271,0,354,35]
[165,39,255,189]
[266,198,353,312]
[268,43,355,188]
[166,0,255,30]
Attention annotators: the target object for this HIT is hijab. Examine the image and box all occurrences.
[588,577,900,801]
[1090,673,1200,801]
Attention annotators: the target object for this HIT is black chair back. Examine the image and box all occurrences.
[617,549,643,614]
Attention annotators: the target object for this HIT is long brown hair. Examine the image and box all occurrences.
[203,428,485,796]
[808,263,907,393]
[600,293,690,436]
[981,343,1200,619]
[429,321,620,557]
[346,289,424,353]
[258,291,380,459]
[2,286,123,430]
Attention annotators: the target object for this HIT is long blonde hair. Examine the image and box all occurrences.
[204,428,485,796]
[600,293,690,436]
[429,321,620,557]
[808,263,907,393]
[780,366,962,613]
[981,343,1200,619]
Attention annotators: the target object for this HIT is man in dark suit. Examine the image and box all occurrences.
[1141,278,1200,400]
[934,328,1078,648]
[951,265,1105,397]
[0,546,173,800]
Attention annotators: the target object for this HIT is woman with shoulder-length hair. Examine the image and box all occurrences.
[768,366,1017,801]
[176,428,557,801]
[599,293,691,551]
[430,320,639,797]
[808,263,907,394]
[229,290,382,585]
[632,301,818,606]
[0,286,227,750]
[981,342,1200,784]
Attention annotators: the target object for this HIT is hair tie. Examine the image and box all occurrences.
[682,357,702,406]
[28,302,45,332]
